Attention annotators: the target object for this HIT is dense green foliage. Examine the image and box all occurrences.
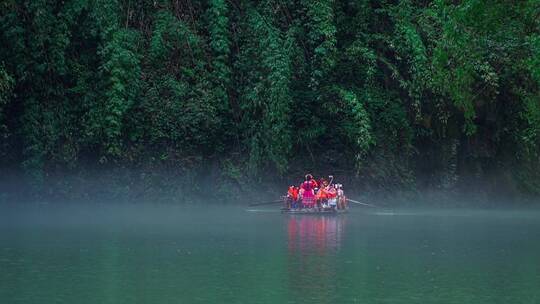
[1,0,539,201]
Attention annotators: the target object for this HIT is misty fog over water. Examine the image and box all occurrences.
[1,203,539,304]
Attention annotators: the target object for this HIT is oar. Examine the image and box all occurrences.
[248,199,283,207]
[346,198,378,208]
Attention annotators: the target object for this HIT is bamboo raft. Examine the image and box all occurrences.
[280,207,348,215]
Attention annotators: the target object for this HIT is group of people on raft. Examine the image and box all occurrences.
[285,174,347,210]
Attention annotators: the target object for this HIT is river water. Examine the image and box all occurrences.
[1,204,539,304]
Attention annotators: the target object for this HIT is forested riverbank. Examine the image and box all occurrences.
[1,1,539,203]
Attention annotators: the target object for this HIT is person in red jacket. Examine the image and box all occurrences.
[316,184,328,208]
[286,185,299,209]
[300,174,318,209]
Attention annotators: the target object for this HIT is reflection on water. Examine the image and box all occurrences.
[287,215,345,254]
[286,215,346,302]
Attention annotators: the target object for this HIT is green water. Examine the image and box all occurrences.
[1,205,539,304]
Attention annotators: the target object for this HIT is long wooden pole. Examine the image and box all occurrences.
[346,198,378,208]
[248,199,283,207]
